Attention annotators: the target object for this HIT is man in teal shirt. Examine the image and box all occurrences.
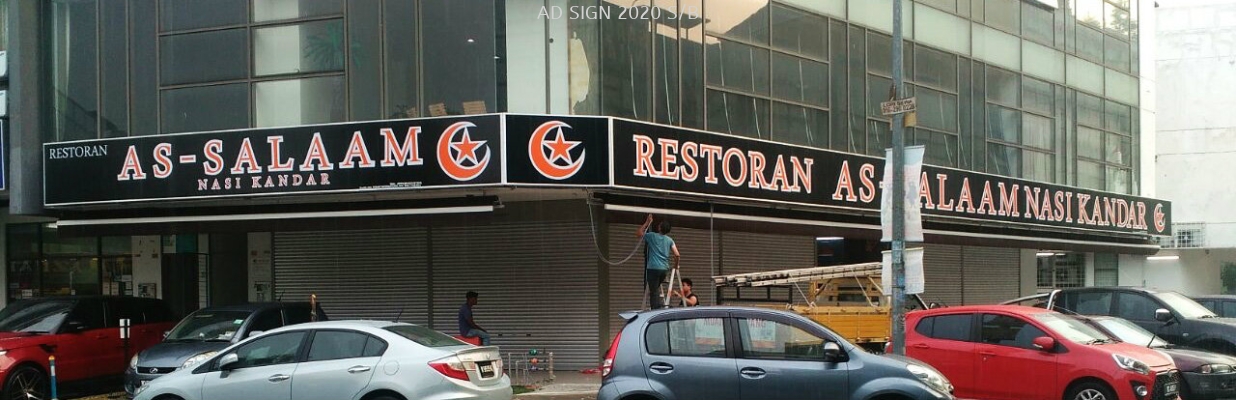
[639,214,680,309]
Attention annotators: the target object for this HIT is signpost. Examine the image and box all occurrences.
[889,0,909,357]
[880,98,917,116]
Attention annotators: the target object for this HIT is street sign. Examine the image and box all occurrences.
[881,98,917,115]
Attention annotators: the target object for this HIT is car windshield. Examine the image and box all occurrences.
[384,324,468,347]
[1032,313,1110,343]
[1094,318,1169,348]
[166,310,253,341]
[1155,292,1217,319]
[0,300,73,333]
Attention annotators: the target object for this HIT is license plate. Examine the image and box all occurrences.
[480,364,494,373]
[1166,383,1178,394]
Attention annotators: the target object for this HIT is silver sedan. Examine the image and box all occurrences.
[133,320,511,400]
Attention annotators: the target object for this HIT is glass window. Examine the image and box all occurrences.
[229,332,307,369]
[985,67,1019,106]
[1077,25,1105,63]
[160,29,249,86]
[50,0,99,142]
[928,314,974,341]
[1022,113,1053,150]
[705,0,769,43]
[1077,93,1103,127]
[867,32,911,77]
[919,0,957,12]
[987,143,1021,177]
[159,0,247,32]
[1023,149,1053,183]
[1104,2,1130,37]
[1106,133,1131,165]
[362,336,388,357]
[1074,292,1113,314]
[161,84,250,134]
[868,120,892,157]
[383,0,419,118]
[771,5,827,59]
[1105,35,1130,71]
[253,20,345,77]
[646,318,728,357]
[914,46,958,91]
[915,130,959,167]
[868,75,893,117]
[980,314,1046,350]
[347,0,381,121]
[1223,302,1236,319]
[308,331,371,362]
[987,105,1020,143]
[772,102,828,148]
[131,0,159,136]
[1094,318,1168,347]
[0,299,74,333]
[914,86,959,132]
[654,0,681,125]
[1022,1,1054,45]
[1117,293,1161,322]
[1075,0,1104,27]
[1104,101,1131,134]
[707,90,771,139]
[422,1,499,116]
[772,53,828,107]
[915,317,934,337]
[1106,166,1130,194]
[254,76,346,128]
[1156,292,1217,319]
[984,0,1020,34]
[708,39,771,95]
[7,224,39,260]
[167,310,252,341]
[1078,160,1104,190]
[1022,78,1053,116]
[65,299,106,331]
[100,0,128,138]
[249,310,284,334]
[253,0,343,22]
[738,318,827,360]
[385,324,469,347]
[1031,313,1109,343]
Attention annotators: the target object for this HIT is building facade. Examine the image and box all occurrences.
[2,0,1170,368]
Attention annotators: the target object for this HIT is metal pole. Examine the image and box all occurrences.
[890,0,908,356]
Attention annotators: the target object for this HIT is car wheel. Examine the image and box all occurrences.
[1066,382,1116,400]
[366,396,399,400]
[3,365,47,400]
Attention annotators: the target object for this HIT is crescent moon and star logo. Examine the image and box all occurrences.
[1154,204,1166,233]
[437,121,490,182]
[529,121,586,180]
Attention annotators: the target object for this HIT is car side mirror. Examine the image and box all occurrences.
[163,330,170,339]
[1155,308,1174,323]
[218,353,240,371]
[823,342,842,362]
[1032,336,1056,351]
[248,330,264,338]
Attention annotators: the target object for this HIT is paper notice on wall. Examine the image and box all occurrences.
[881,146,926,242]
[882,247,926,295]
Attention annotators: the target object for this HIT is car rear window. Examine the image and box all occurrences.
[384,324,467,347]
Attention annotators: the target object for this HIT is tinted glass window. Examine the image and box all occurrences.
[1223,302,1236,319]
[253,0,343,22]
[161,83,250,134]
[249,310,284,334]
[1117,293,1160,321]
[646,318,727,357]
[362,336,388,357]
[230,332,306,369]
[738,318,826,360]
[168,310,251,341]
[384,324,467,347]
[160,0,247,32]
[1199,300,1218,314]
[0,300,75,333]
[159,29,248,86]
[107,298,142,326]
[915,317,934,337]
[929,314,974,341]
[1074,292,1113,315]
[308,331,370,362]
[980,314,1047,350]
[67,300,106,331]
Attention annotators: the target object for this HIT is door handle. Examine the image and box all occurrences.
[979,351,997,357]
[912,343,930,349]
[268,374,290,383]
[649,362,674,373]
[740,367,767,378]
[347,366,372,374]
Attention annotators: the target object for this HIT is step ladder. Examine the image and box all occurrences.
[712,262,883,288]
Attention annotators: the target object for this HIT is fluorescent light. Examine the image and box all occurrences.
[1147,255,1180,261]
[816,237,844,241]
[1036,252,1057,257]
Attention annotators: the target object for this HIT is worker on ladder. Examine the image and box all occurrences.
[639,214,681,309]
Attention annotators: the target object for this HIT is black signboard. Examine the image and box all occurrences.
[44,115,503,205]
[505,115,610,185]
[611,118,1171,236]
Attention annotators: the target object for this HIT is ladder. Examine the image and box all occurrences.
[712,262,883,288]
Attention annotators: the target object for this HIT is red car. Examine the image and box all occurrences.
[905,305,1180,400]
[0,296,176,399]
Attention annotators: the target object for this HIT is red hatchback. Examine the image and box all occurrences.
[905,305,1180,400]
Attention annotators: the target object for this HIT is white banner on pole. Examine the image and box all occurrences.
[881,146,926,242]
[882,247,926,295]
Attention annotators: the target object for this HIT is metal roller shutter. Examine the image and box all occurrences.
[922,244,964,307]
[431,222,599,370]
[720,232,816,304]
[606,224,719,343]
[961,246,1021,305]
[273,229,430,323]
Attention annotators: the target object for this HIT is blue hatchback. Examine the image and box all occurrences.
[598,306,955,400]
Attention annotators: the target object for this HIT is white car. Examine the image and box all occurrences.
[133,320,511,400]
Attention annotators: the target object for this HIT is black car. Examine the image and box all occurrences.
[1042,287,1236,355]
[1074,315,1236,400]
[124,302,327,398]
[1195,295,1236,318]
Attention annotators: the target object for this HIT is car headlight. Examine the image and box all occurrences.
[1113,354,1150,375]
[1198,364,1234,374]
[130,354,139,370]
[180,351,218,370]
[908,364,953,395]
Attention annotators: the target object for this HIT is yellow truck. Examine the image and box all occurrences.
[712,262,934,353]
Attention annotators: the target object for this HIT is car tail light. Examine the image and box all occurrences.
[602,332,622,378]
[884,341,893,354]
[428,356,471,381]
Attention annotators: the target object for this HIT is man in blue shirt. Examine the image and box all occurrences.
[639,214,680,309]
[458,291,490,345]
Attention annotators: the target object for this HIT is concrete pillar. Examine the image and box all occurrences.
[9,0,46,216]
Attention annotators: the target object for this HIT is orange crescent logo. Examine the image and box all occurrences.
[1154,204,1166,233]
[529,121,586,180]
[437,121,490,182]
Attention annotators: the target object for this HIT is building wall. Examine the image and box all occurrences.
[1156,0,1236,247]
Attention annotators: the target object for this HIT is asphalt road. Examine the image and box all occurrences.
[518,393,598,400]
